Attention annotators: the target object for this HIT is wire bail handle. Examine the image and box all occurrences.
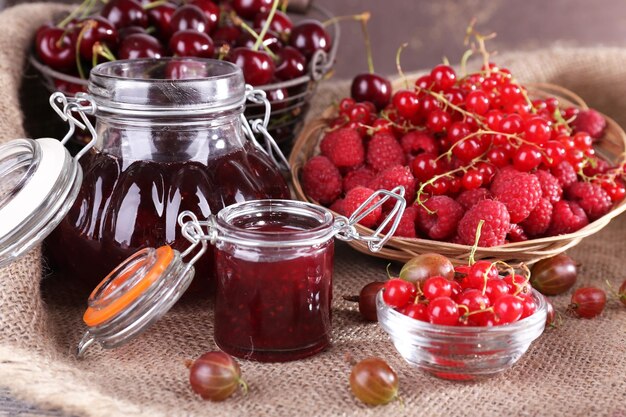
[49,92,98,161]
[332,186,407,252]
[241,85,290,171]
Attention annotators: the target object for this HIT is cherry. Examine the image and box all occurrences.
[351,73,392,111]
[427,297,460,326]
[147,2,177,41]
[401,303,428,321]
[118,33,164,59]
[118,25,147,38]
[524,116,551,145]
[169,30,214,58]
[492,295,524,324]
[170,5,211,34]
[430,64,456,91]
[189,0,220,32]
[231,0,273,20]
[100,0,148,29]
[289,19,331,59]
[513,144,542,172]
[392,90,420,121]
[422,276,453,300]
[165,59,207,80]
[254,10,293,35]
[227,47,275,86]
[236,31,282,54]
[35,26,75,71]
[212,25,241,48]
[266,87,289,110]
[465,90,490,115]
[382,278,416,308]
[275,46,306,80]
[569,287,606,318]
[76,17,118,61]
[530,254,577,296]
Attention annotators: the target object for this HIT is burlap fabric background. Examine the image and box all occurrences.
[1,3,625,416]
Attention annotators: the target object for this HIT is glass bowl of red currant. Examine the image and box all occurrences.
[376,285,548,381]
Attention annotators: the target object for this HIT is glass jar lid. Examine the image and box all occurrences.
[88,58,246,116]
[0,138,81,268]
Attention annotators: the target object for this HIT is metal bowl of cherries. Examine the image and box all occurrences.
[30,0,339,151]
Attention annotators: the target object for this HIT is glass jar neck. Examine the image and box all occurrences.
[93,107,247,163]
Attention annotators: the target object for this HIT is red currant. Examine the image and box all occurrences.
[543,140,566,167]
[499,114,524,134]
[519,294,537,319]
[383,278,416,308]
[493,295,524,324]
[401,303,428,321]
[430,64,456,91]
[484,278,510,304]
[524,116,551,145]
[411,154,439,182]
[427,297,460,325]
[422,276,453,300]
[465,90,490,115]
[504,274,531,296]
[392,90,420,121]
[426,109,452,133]
[462,169,483,190]
[513,144,542,172]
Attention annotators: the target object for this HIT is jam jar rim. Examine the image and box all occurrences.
[215,199,335,245]
[87,58,246,115]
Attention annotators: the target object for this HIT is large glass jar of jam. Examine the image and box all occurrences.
[45,58,290,294]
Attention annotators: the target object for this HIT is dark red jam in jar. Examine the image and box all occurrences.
[44,58,289,294]
[213,200,335,362]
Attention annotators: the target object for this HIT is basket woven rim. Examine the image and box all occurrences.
[289,82,626,264]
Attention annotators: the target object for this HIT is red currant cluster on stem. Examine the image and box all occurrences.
[302,22,626,246]
[35,0,331,88]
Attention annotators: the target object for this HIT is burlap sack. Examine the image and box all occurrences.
[1,3,625,417]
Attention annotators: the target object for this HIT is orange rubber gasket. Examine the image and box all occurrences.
[83,245,174,328]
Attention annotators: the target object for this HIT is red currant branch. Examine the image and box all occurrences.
[395,42,410,90]
[464,19,497,75]
[417,87,487,127]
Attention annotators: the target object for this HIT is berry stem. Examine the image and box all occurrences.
[253,0,280,52]
[230,13,278,59]
[57,0,89,29]
[75,21,95,79]
[395,42,410,89]
[459,48,473,76]
[142,0,169,10]
[468,220,484,265]
[359,11,374,74]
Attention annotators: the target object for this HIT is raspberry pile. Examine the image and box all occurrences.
[383,253,537,326]
[301,26,625,247]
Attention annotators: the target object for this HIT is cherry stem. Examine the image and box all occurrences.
[253,0,279,51]
[342,295,360,303]
[359,11,374,74]
[92,42,117,68]
[57,0,90,29]
[280,0,288,13]
[385,263,393,279]
[322,12,369,27]
[231,13,277,59]
[395,42,409,89]
[468,220,484,265]
[75,21,95,79]
[143,0,169,10]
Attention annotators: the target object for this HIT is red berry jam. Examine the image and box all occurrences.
[45,144,289,295]
[213,200,335,362]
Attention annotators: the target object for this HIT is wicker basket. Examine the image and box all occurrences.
[28,5,339,152]
[290,82,626,265]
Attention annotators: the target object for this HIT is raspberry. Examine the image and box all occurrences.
[456,188,493,211]
[520,197,553,237]
[344,186,382,228]
[301,156,342,205]
[551,161,578,188]
[400,131,438,156]
[534,170,563,204]
[458,200,511,247]
[507,224,528,242]
[382,206,417,238]
[366,132,405,172]
[329,198,345,215]
[571,109,607,141]
[490,169,541,223]
[319,127,365,168]
[370,165,417,204]
[416,196,464,240]
[548,200,589,235]
[566,181,613,221]
[343,167,376,193]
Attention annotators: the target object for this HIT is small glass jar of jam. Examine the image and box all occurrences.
[73,188,406,360]
[44,58,290,295]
